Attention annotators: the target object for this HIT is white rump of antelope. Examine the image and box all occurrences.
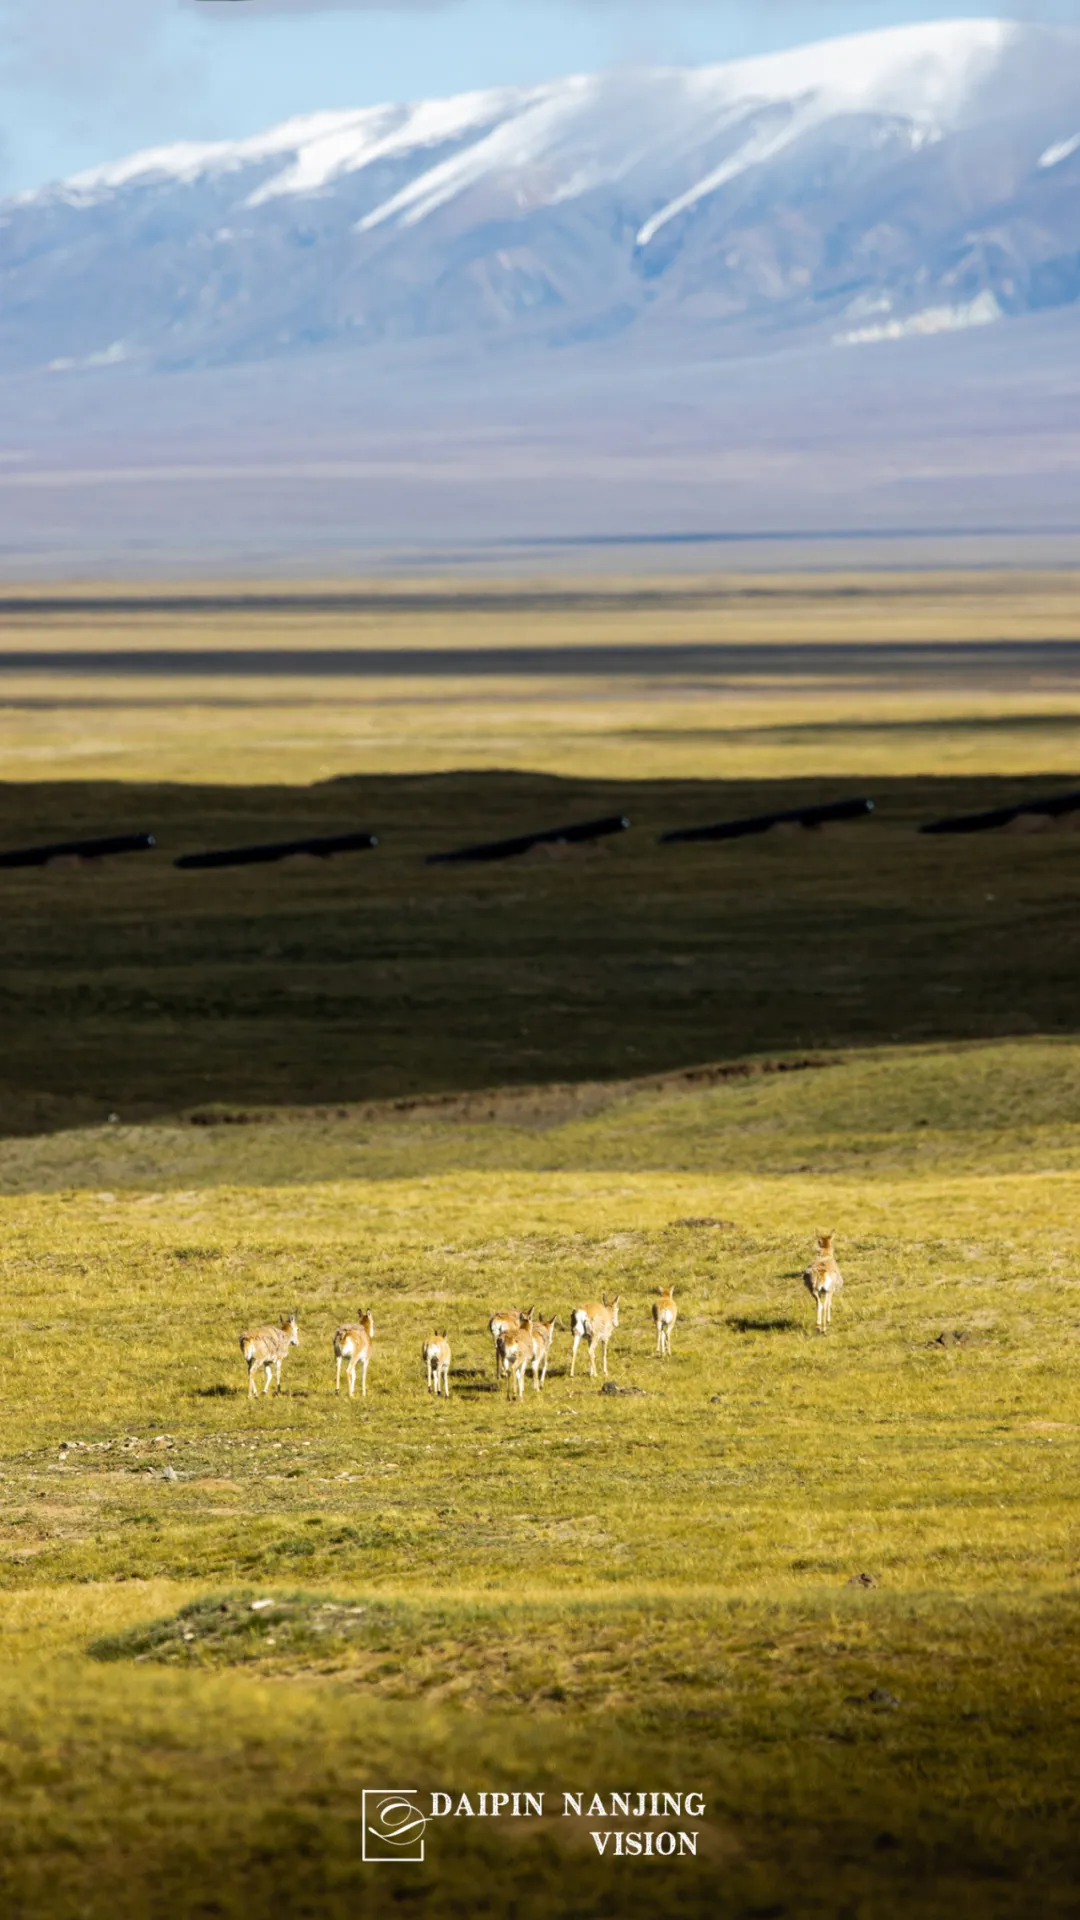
[239,1311,299,1398]
[500,1313,558,1399]
[333,1311,374,1397]
[423,1331,451,1397]
[803,1232,844,1332]
[488,1305,534,1378]
[652,1283,677,1357]
[569,1295,620,1377]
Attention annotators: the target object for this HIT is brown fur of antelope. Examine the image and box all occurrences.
[334,1311,374,1397]
[803,1232,844,1332]
[501,1313,557,1399]
[569,1295,620,1377]
[239,1312,299,1398]
[423,1331,451,1397]
[652,1284,678,1357]
[489,1305,534,1377]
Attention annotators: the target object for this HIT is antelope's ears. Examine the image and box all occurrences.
[601,1292,609,1307]
[612,1295,621,1307]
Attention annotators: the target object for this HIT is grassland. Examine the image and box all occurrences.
[2,765,1080,1136]
[1,575,1079,1916]
[1,1041,1079,1916]
[1,571,1080,784]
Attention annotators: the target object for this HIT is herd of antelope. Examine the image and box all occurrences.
[238,1234,844,1400]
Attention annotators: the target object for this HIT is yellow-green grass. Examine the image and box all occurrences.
[3,572,1080,783]
[1,1039,1079,1914]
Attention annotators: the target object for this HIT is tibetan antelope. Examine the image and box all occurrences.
[803,1232,844,1332]
[239,1312,299,1398]
[489,1305,534,1378]
[500,1314,557,1399]
[333,1311,374,1398]
[569,1295,620,1378]
[423,1332,451,1397]
[652,1284,677,1357]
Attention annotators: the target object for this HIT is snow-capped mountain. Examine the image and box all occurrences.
[5,18,1080,372]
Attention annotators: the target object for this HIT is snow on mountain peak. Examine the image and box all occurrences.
[25,15,1015,220]
[4,16,1079,380]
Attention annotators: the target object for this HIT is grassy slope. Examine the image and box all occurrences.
[0,1040,1078,1916]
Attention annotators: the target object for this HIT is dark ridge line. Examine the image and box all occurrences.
[427,815,630,865]
[175,831,379,871]
[920,789,1080,835]
[0,640,1079,678]
[0,833,155,869]
[503,524,1080,548]
[661,798,874,845]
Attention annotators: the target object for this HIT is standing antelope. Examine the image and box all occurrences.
[803,1232,844,1332]
[652,1284,677,1357]
[489,1306,534,1378]
[534,1313,558,1387]
[569,1295,620,1378]
[500,1314,557,1399]
[423,1331,451,1397]
[333,1311,374,1398]
[239,1312,299,1398]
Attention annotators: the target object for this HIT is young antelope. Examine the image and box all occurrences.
[803,1232,844,1332]
[333,1310,374,1398]
[489,1305,534,1378]
[423,1331,451,1397]
[239,1312,299,1398]
[569,1295,620,1378]
[652,1284,678,1357]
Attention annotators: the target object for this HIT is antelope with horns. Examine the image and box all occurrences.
[500,1313,557,1399]
[803,1232,844,1332]
[569,1295,620,1378]
[489,1305,535,1378]
[652,1284,677,1357]
[239,1311,299,1398]
[423,1331,451,1397]
[333,1311,374,1398]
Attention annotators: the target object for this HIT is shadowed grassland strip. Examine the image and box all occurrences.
[0,1586,1076,1917]
[2,774,1080,1133]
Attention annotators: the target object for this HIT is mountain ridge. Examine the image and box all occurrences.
[4,17,1080,376]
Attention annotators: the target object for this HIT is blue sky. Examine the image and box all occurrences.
[0,0,1072,193]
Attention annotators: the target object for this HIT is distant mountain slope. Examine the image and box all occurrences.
[4,18,1080,373]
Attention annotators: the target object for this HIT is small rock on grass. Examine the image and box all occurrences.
[847,1571,878,1588]
[161,1466,179,1482]
[867,1687,901,1708]
[599,1382,646,1397]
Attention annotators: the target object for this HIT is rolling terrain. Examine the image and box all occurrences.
[0,572,1077,1914]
